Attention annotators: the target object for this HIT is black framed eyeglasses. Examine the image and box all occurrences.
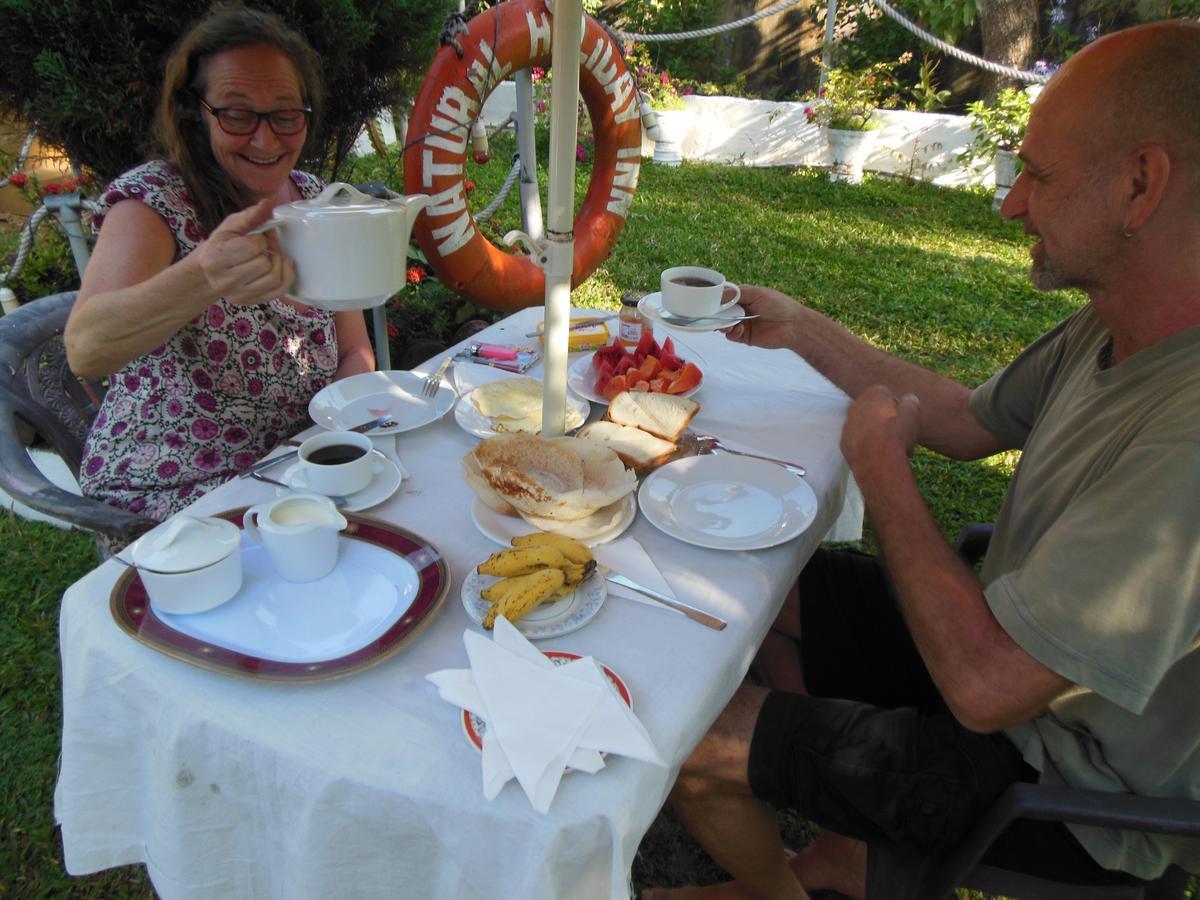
[198,97,311,136]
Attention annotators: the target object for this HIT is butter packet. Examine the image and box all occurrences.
[534,318,611,353]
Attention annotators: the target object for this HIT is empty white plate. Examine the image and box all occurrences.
[308,370,456,435]
[638,454,817,550]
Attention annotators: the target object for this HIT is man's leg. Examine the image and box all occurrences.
[643,684,812,900]
[753,581,806,693]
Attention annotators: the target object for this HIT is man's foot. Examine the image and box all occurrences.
[790,832,867,899]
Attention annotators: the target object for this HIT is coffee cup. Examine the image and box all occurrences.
[242,494,348,582]
[660,266,741,319]
[292,430,379,497]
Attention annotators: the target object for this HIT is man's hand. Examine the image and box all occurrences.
[194,199,296,306]
[723,285,807,350]
[840,385,921,476]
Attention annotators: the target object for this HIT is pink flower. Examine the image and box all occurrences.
[387,323,399,339]
[576,142,587,162]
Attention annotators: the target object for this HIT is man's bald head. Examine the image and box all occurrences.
[1048,20,1200,204]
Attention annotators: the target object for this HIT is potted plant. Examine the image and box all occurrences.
[804,57,907,184]
[962,87,1034,209]
[629,44,693,166]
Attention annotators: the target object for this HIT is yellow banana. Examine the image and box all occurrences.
[539,559,598,602]
[510,532,593,566]
[478,544,569,577]
[482,568,566,628]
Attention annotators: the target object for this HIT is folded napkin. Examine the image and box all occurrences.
[368,433,411,479]
[592,536,682,617]
[427,618,664,812]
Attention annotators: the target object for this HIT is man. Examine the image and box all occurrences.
[645,20,1200,900]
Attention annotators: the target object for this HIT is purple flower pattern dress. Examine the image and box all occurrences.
[79,160,337,523]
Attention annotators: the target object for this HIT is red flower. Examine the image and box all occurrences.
[464,180,476,192]
[407,266,425,285]
[7,173,28,188]
[386,323,399,339]
[42,182,62,195]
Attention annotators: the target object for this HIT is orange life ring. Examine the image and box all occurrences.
[403,0,642,312]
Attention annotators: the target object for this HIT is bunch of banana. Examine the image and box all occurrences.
[478,533,596,629]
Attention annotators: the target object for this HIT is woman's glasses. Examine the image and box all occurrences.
[198,97,311,136]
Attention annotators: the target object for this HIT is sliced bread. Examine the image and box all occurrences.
[577,421,678,474]
[607,391,699,443]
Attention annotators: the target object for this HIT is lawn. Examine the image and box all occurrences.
[1,140,1111,898]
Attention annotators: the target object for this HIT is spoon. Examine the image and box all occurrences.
[657,309,759,326]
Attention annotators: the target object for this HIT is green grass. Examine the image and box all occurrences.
[5,139,1174,898]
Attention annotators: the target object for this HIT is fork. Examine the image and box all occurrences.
[692,434,807,476]
[421,356,453,398]
[250,471,351,507]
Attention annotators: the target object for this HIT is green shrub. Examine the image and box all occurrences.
[0,0,455,183]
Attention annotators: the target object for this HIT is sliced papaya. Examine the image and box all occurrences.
[666,362,702,394]
[631,379,651,392]
[602,374,629,402]
[638,355,659,379]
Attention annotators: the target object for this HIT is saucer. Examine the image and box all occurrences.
[277,451,402,512]
[470,494,637,547]
[638,292,747,333]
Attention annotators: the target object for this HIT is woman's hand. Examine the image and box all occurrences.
[195,199,296,306]
[723,285,807,350]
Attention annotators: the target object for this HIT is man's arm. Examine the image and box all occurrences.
[842,386,1072,733]
[727,286,1005,461]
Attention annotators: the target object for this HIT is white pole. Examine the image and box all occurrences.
[819,0,839,94]
[540,0,583,438]
[514,68,544,243]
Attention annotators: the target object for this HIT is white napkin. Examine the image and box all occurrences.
[426,618,665,812]
[592,536,683,617]
[368,433,411,479]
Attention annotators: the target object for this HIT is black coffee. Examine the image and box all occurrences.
[306,444,367,466]
[669,276,719,288]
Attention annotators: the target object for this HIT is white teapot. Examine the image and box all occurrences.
[255,182,431,311]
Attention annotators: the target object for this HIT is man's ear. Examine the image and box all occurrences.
[1119,142,1170,232]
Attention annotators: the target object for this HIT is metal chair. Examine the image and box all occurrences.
[862,523,1200,900]
[0,291,155,549]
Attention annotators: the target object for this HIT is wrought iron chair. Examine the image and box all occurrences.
[0,291,155,550]
[862,523,1200,899]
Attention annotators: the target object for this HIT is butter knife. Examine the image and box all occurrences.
[606,573,727,631]
[238,414,395,478]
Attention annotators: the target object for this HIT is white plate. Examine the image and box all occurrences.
[470,494,637,547]
[155,537,421,663]
[276,451,402,512]
[566,341,705,405]
[460,567,606,640]
[638,454,817,550]
[454,388,590,440]
[308,370,456,435]
[638,292,747,333]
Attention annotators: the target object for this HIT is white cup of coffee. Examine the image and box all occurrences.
[242,494,348,582]
[291,430,380,497]
[660,266,741,318]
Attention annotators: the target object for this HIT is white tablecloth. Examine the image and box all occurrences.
[54,307,860,900]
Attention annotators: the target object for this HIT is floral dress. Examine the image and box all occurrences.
[79,160,337,523]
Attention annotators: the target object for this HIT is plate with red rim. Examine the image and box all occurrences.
[109,509,450,682]
[461,651,631,752]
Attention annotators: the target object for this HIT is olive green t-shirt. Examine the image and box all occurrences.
[970,304,1200,879]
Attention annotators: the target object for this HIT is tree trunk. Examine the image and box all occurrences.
[977,0,1040,99]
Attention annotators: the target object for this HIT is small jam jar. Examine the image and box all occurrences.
[618,291,651,348]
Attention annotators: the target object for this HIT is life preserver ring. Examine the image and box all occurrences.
[403,0,642,311]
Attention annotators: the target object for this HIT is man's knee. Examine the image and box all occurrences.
[679,684,771,787]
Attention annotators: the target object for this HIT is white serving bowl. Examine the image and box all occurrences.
[130,516,243,615]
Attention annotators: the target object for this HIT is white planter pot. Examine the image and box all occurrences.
[649,108,693,167]
[993,148,1017,211]
[826,128,880,184]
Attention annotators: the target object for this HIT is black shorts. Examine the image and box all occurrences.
[747,548,1140,885]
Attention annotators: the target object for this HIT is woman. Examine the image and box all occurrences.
[65,4,374,524]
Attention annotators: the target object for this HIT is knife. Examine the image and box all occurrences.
[238,414,395,478]
[606,573,727,630]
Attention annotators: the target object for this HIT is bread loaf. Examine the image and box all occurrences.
[576,421,678,474]
[606,392,699,442]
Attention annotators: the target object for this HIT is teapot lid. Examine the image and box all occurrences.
[275,182,395,220]
[132,515,240,572]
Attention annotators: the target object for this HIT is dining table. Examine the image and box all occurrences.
[53,304,863,900]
